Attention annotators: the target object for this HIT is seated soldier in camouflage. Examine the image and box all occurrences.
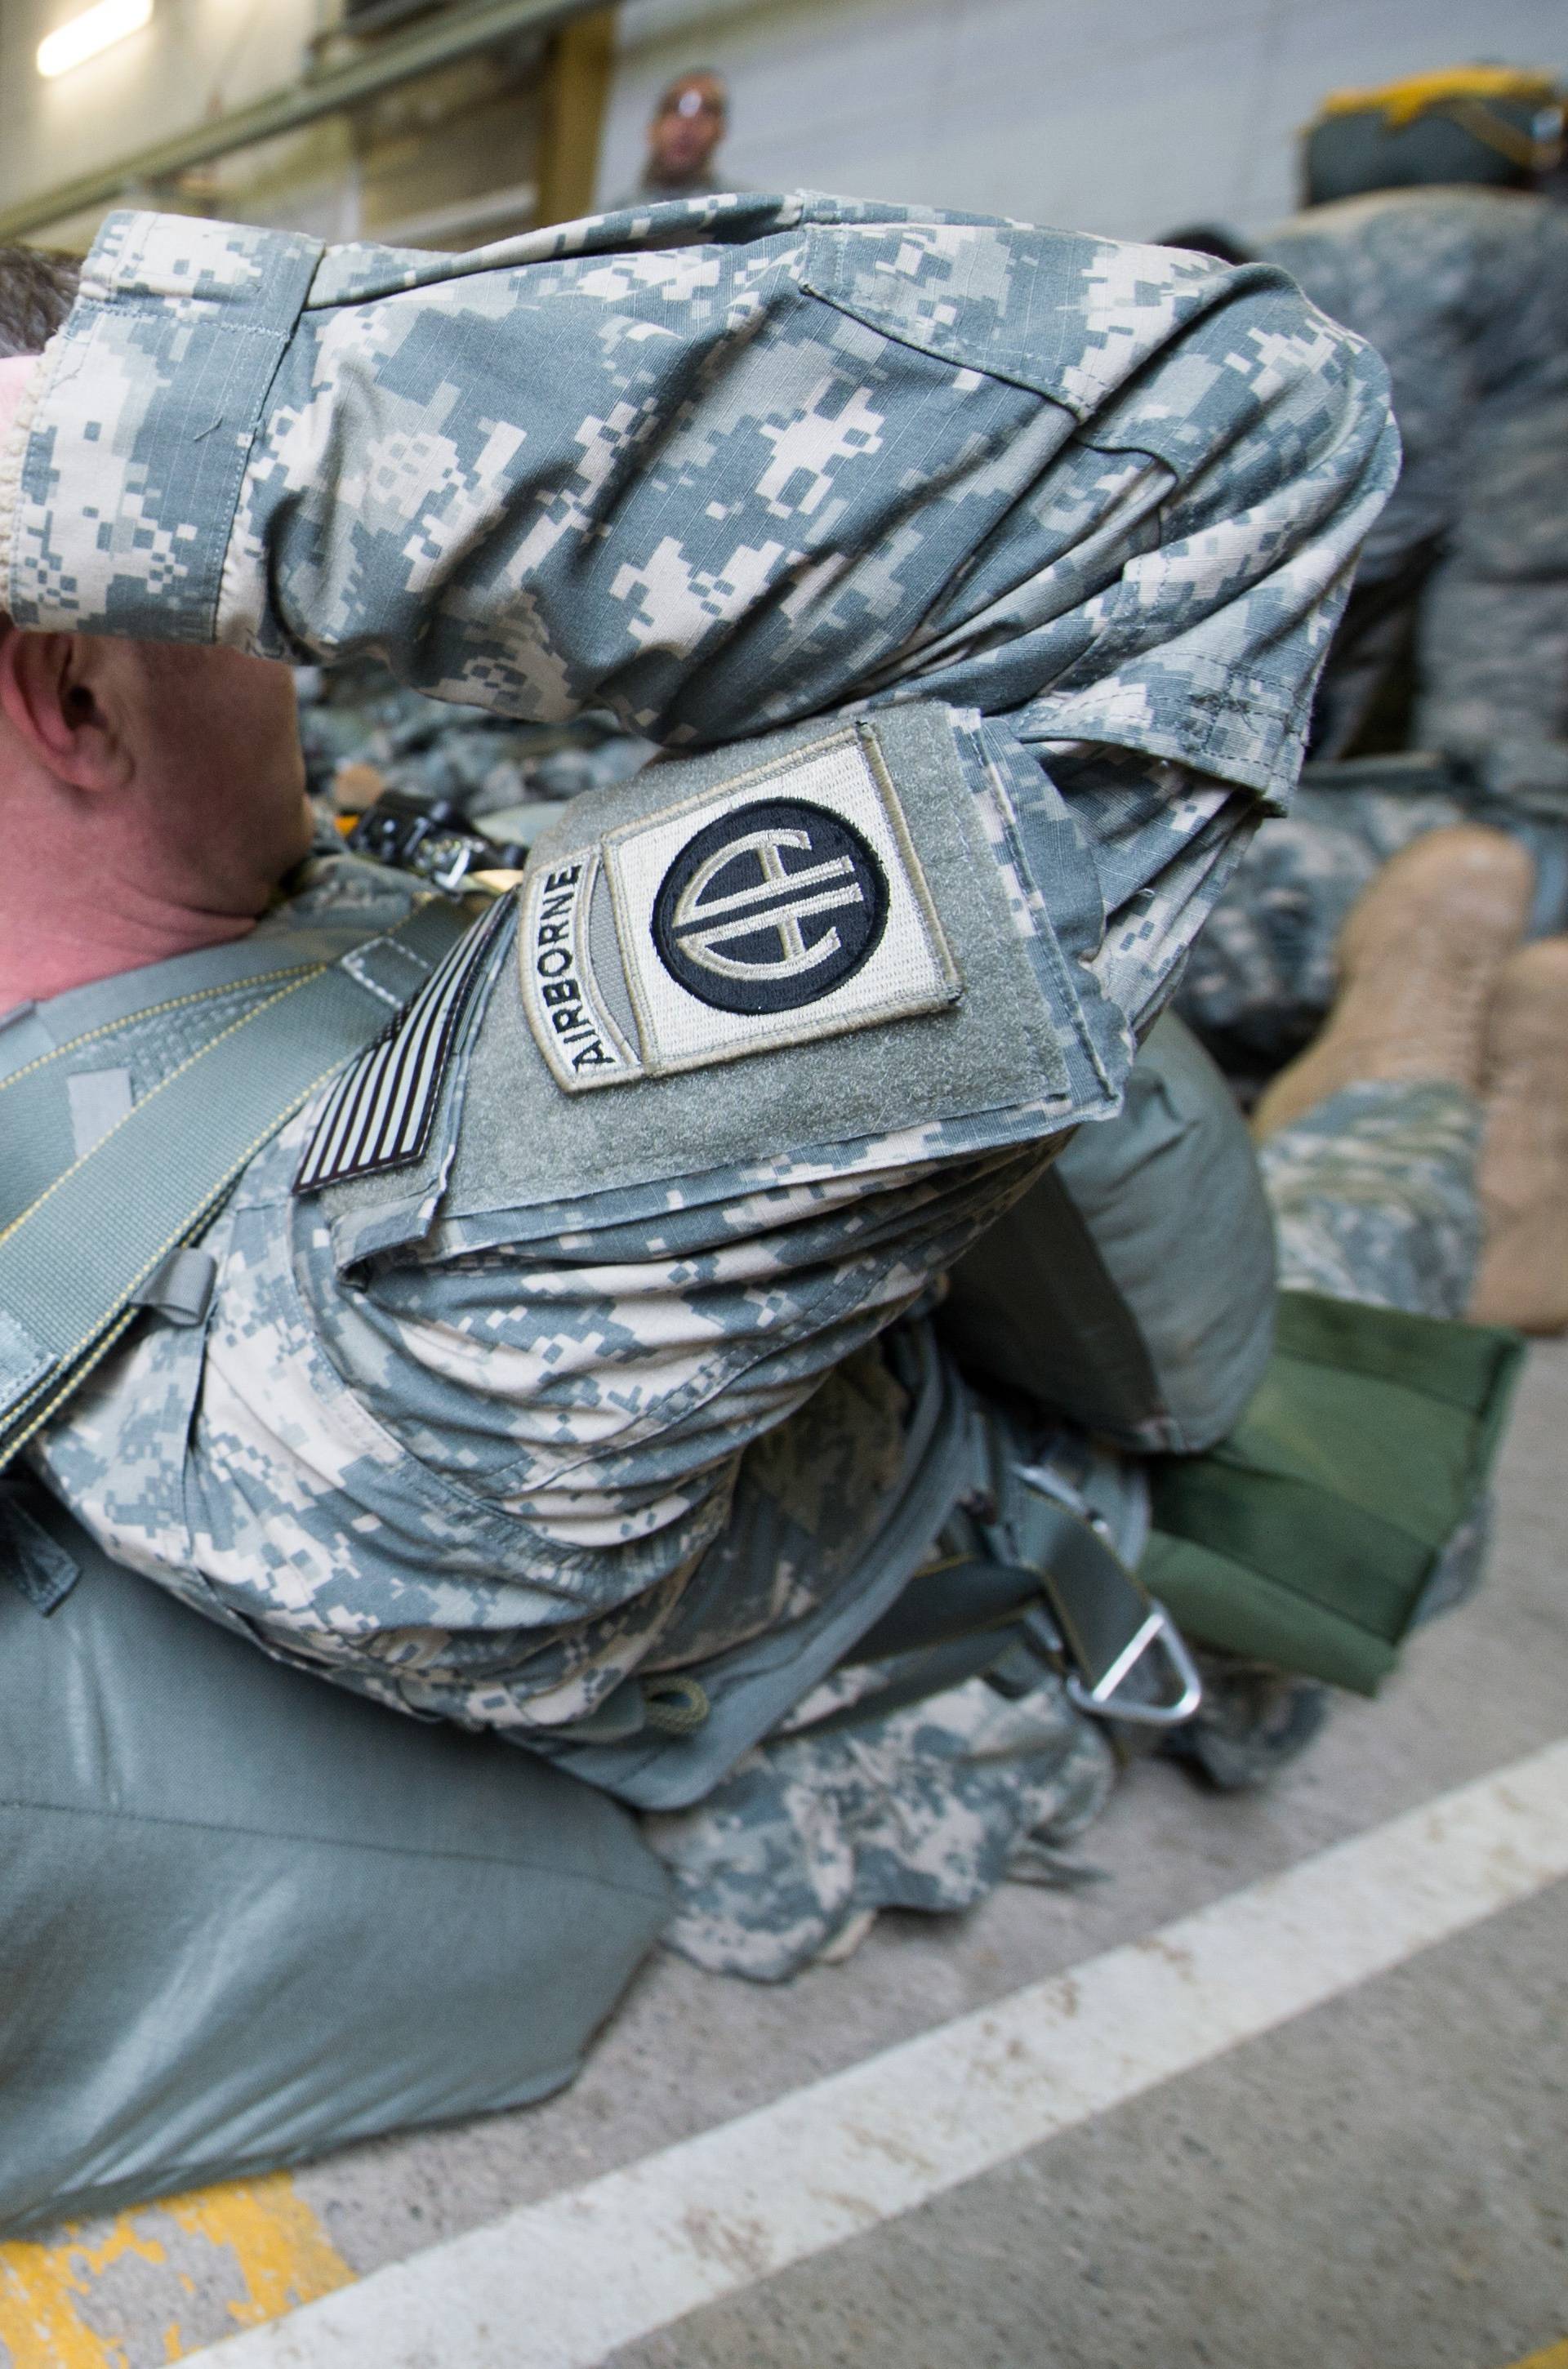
[1166,68,1568,808]
[1166,67,1568,1206]
[0,199,1511,1981]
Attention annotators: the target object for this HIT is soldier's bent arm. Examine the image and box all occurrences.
[6,198,1396,1734]
[4,199,1393,1011]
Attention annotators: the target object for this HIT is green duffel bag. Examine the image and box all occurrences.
[0,1483,670,2235]
[1141,1290,1526,1694]
[938,1012,1276,1454]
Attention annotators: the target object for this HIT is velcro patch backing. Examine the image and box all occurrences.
[519,725,960,1092]
[293,899,510,1191]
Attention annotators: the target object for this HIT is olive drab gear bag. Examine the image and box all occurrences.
[1140,1290,1525,1693]
[938,1013,1277,1454]
[0,1482,669,2235]
[933,1018,1522,1695]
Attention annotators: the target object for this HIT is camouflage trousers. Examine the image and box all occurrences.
[1175,758,1568,1086]
[1262,1079,1481,1319]
[648,1075,1483,1979]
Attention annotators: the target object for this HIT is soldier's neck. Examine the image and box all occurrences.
[0,840,259,1009]
[0,753,283,1009]
[2,895,258,1009]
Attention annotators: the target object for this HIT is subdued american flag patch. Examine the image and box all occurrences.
[292,896,514,1194]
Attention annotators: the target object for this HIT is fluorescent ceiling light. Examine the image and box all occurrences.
[37,0,152,78]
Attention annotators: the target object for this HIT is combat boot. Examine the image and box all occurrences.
[1251,826,1535,1140]
[1469,937,1568,1333]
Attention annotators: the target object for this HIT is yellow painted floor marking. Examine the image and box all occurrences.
[0,2215,165,2369]
[160,2179,354,2334]
[1503,2345,1568,2369]
[0,2173,354,2368]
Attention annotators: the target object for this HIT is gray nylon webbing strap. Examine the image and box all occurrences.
[0,897,473,1474]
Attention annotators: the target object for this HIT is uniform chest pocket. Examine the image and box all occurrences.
[801,220,1195,419]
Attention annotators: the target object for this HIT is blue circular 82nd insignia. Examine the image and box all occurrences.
[653,798,890,1015]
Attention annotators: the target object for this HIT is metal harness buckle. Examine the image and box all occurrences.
[1014,1459,1202,1730]
[1062,1602,1204,1728]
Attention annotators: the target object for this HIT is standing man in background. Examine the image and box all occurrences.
[612,68,738,207]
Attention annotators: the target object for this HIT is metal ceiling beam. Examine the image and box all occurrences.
[0,0,607,243]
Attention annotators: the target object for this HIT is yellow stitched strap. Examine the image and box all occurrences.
[0,898,473,1472]
[0,965,319,1102]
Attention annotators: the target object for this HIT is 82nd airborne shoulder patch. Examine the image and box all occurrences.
[519,725,960,1092]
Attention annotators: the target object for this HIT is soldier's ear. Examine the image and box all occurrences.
[0,625,135,792]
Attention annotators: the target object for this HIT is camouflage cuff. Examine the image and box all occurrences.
[5,209,322,642]
[0,340,53,605]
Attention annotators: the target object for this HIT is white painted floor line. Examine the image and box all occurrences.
[187,1739,1568,2369]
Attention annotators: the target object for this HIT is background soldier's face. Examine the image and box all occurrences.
[648,78,727,180]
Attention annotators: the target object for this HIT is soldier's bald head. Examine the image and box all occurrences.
[646,69,728,188]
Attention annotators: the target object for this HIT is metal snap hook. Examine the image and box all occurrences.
[1064,1601,1204,1727]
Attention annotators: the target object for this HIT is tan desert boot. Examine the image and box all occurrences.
[1469,937,1568,1333]
[1251,826,1535,1142]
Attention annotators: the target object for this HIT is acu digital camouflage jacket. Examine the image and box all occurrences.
[0,193,1396,1748]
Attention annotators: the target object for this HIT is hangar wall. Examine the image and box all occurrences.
[2,0,1564,249]
[0,0,325,228]
[597,0,1568,238]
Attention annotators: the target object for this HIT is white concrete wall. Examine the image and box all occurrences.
[597,0,1568,239]
[4,0,1565,241]
[0,0,323,219]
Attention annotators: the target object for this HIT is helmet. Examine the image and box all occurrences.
[1303,65,1564,206]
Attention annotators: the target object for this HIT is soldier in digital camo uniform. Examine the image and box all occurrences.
[0,194,1471,1975]
[1265,190,1568,806]
[1170,69,1568,1080]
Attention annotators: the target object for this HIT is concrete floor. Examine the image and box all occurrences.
[4,1340,1566,2369]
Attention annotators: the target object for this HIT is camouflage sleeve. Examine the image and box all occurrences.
[38,1102,1048,1734]
[4,198,1393,798]
[1413,203,1568,795]
[10,199,1400,1743]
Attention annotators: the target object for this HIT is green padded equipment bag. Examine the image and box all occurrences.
[1140,1290,1525,1694]
[0,1483,670,2235]
[938,1012,1276,1454]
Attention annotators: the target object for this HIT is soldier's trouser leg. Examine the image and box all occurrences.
[1175,774,1468,1084]
[1258,1077,1482,1318]
[648,1078,1499,1972]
